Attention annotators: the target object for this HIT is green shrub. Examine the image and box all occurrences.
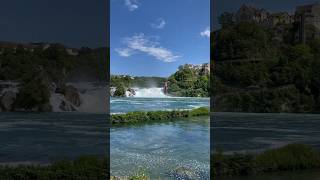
[211,144,320,177]
[256,144,320,172]
[111,107,209,125]
[0,155,108,180]
[113,84,126,97]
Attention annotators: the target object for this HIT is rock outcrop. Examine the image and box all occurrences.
[110,176,130,180]
[59,100,77,111]
[126,88,136,97]
[169,167,198,180]
[0,91,17,111]
[63,85,81,107]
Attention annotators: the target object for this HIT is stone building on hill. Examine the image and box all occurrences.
[295,3,320,43]
[234,4,293,27]
[220,3,320,44]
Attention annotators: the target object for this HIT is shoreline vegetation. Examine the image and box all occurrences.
[111,107,209,125]
[211,144,320,178]
[0,144,318,179]
[0,155,108,180]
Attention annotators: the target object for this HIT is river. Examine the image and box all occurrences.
[0,112,108,164]
[213,112,320,180]
[110,97,210,179]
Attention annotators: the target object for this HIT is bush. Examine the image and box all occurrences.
[211,144,320,177]
[111,107,209,124]
[256,144,320,172]
[0,155,109,180]
[113,84,126,97]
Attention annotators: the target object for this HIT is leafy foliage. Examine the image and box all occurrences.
[168,65,209,97]
[212,20,320,112]
[212,144,320,177]
[0,155,109,180]
[113,84,126,97]
[111,107,209,124]
[111,75,166,88]
[0,44,108,110]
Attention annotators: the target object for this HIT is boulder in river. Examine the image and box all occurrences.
[110,176,130,180]
[126,88,136,97]
[59,100,77,111]
[169,166,198,180]
[0,91,17,111]
[63,85,81,107]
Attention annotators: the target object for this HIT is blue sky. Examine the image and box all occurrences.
[111,0,210,77]
[0,0,107,48]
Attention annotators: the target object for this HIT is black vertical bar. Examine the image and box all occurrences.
[210,0,213,179]
[106,0,110,179]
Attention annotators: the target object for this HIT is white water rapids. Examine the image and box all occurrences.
[50,82,108,113]
[129,87,168,98]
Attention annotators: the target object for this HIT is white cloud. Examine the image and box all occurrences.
[150,18,166,29]
[115,48,134,57]
[125,0,139,11]
[200,27,210,38]
[116,33,180,62]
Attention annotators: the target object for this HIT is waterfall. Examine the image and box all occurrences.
[133,87,168,98]
[50,82,107,113]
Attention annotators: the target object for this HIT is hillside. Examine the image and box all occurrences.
[167,64,210,97]
[212,5,320,113]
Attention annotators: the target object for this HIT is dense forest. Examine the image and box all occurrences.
[111,75,166,88]
[167,64,209,97]
[0,43,108,111]
[212,19,320,112]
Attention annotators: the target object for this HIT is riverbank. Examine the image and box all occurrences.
[211,144,320,177]
[111,107,209,125]
[111,143,320,179]
[2,144,318,179]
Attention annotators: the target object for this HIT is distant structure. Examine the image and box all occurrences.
[233,4,293,27]
[295,3,320,43]
[178,63,210,76]
[220,3,320,44]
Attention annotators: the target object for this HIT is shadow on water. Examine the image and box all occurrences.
[220,171,320,180]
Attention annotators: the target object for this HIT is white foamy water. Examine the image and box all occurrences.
[132,87,168,98]
[69,82,107,113]
[50,82,107,113]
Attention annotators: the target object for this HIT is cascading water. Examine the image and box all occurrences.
[50,82,108,113]
[132,87,168,98]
